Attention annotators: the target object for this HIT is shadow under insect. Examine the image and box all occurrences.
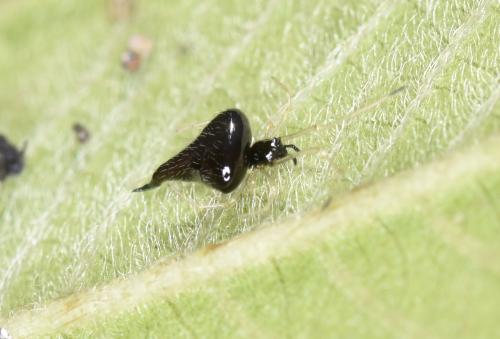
[0,135,26,182]
[133,109,300,194]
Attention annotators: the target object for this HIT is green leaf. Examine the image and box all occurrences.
[0,0,498,336]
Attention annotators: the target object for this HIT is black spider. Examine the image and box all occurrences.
[133,109,300,193]
[133,87,406,194]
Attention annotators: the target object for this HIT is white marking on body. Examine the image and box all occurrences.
[265,152,273,162]
[222,166,231,182]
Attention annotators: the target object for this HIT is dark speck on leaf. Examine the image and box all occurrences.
[0,135,26,182]
[72,123,91,144]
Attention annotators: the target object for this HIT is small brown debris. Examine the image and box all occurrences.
[121,50,141,72]
[121,34,153,72]
[128,34,153,58]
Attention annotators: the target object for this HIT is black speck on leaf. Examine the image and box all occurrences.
[72,123,91,144]
[0,135,26,181]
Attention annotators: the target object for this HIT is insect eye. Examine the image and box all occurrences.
[222,166,231,182]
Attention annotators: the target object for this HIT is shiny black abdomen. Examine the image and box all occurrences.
[151,109,251,193]
[196,109,251,192]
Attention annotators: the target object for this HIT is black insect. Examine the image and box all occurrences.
[133,109,300,193]
[0,135,26,181]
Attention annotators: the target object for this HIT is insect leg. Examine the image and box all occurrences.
[284,144,300,165]
[281,86,406,142]
[284,144,300,152]
[262,77,294,137]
